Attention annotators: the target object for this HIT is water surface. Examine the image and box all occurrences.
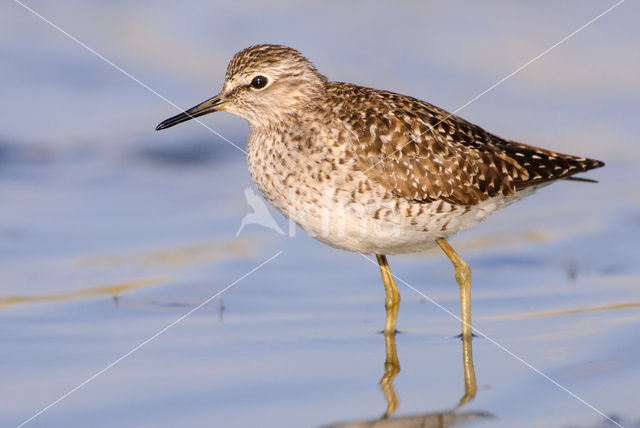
[1,1,639,427]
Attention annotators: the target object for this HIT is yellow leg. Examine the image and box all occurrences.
[457,333,477,407]
[436,238,472,338]
[376,254,401,335]
[380,332,400,418]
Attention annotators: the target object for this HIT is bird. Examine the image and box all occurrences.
[156,44,604,338]
[236,187,285,237]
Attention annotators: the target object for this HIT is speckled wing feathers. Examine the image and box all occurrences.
[329,83,604,206]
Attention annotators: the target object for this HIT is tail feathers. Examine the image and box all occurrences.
[563,176,599,184]
[501,140,604,190]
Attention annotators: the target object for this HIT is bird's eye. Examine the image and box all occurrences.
[250,75,268,89]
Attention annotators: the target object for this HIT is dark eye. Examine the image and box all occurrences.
[250,75,268,89]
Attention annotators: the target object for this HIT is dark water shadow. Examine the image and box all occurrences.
[129,139,238,168]
[0,138,59,170]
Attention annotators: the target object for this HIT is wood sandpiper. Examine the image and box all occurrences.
[156,44,604,338]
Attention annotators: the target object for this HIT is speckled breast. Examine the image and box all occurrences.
[244,123,506,255]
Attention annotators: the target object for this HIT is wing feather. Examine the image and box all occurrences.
[328,83,603,206]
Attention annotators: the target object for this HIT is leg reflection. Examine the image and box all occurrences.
[378,333,477,420]
[380,333,400,418]
[457,334,477,407]
[322,333,487,427]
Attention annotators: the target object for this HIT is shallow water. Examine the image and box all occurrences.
[2,1,639,427]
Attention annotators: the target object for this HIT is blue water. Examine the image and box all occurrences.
[1,1,639,427]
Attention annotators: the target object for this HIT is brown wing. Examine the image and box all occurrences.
[331,83,604,205]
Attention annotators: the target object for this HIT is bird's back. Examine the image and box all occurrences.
[325,82,604,206]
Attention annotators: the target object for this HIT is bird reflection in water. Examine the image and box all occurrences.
[323,334,490,428]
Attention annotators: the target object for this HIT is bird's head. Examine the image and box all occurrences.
[156,44,327,130]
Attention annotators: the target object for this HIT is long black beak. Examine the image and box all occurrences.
[155,95,227,131]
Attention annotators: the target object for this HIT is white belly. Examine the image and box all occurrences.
[254,177,537,255]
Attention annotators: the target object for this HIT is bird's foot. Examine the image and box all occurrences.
[377,329,402,335]
[451,332,479,339]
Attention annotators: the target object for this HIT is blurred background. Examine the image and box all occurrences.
[1,1,638,427]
